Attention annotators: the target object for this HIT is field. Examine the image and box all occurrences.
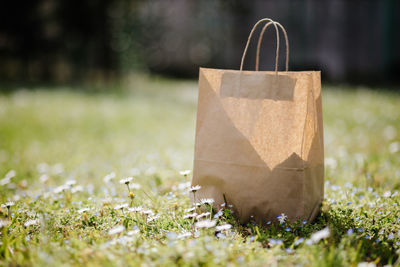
[1,76,400,266]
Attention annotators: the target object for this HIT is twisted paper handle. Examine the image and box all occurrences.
[240,18,289,72]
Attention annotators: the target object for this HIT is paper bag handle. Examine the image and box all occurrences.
[256,21,289,72]
[240,18,289,72]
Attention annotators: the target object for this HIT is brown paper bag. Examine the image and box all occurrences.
[191,18,324,224]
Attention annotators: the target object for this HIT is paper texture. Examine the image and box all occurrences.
[191,68,324,223]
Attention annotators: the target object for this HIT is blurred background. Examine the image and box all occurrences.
[0,0,399,87]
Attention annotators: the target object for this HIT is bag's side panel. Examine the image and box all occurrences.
[302,71,324,221]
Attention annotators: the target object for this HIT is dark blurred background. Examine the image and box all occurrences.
[0,0,399,86]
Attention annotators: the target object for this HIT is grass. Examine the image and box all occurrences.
[0,76,400,266]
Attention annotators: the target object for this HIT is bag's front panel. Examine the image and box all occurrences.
[193,68,321,222]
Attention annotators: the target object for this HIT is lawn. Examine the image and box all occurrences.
[0,76,400,266]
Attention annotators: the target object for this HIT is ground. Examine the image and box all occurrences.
[0,76,400,266]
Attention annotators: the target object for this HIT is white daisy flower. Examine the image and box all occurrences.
[65,180,76,186]
[276,213,287,224]
[0,177,11,186]
[108,225,125,235]
[200,198,214,205]
[119,177,133,185]
[310,227,330,243]
[4,170,16,179]
[103,172,116,183]
[193,202,202,207]
[189,185,201,193]
[183,213,198,219]
[77,208,90,214]
[128,206,143,213]
[71,185,84,194]
[177,182,191,191]
[213,210,224,219]
[195,219,216,228]
[142,209,154,216]
[177,232,192,239]
[383,191,391,198]
[179,170,191,176]
[215,224,232,231]
[114,203,129,210]
[184,207,196,213]
[0,219,11,228]
[127,229,140,236]
[2,201,15,208]
[24,219,39,227]
[357,262,376,267]
[53,185,69,194]
[39,174,49,183]
[196,212,210,220]
[147,214,160,223]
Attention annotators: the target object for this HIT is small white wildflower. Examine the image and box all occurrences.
[4,170,16,179]
[177,182,191,191]
[24,219,39,227]
[310,227,330,243]
[183,213,198,219]
[195,219,216,228]
[189,185,201,193]
[196,212,210,220]
[103,172,116,183]
[0,170,16,186]
[200,198,214,205]
[0,219,11,228]
[179,170,191,176]
[166,232,178,240]
[389,142,400,154]
[77,208,90,214]
[53,185,69,194]
[213,210,224,219]
[142,209,154,216]
[215,224,232,232]
[216,232,226,239]
[184,207,196,213]
[127,229,140,236]
[177,232,192,239]
[119,177,133,185]
[277,213,287,224]
[71,185,84,194]
[147,214,160,223]
[128,206,143,213]
[383,191,391,198]
[39,174,49,183]
[108,225,125,235]
[357,262,376,267]
[65,180,76,186]
[2,201,15,208]
[114,203,129,210]
[0,177,11,186]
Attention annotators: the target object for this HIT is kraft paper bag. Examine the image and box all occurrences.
[191,18,324,224]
